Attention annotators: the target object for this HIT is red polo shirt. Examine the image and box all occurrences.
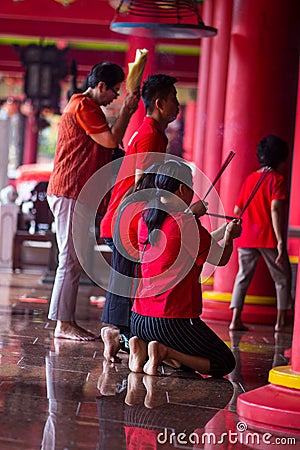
[116,201,146,260]
[132,212,212,318]
[100,116,168,238]
[235,168,287,248]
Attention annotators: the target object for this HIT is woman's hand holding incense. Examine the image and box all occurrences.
[224,220,242,242]
[189,200,208,218]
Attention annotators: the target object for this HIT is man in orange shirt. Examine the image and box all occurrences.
[47,62,140,341]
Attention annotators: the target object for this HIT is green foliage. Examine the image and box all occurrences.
[38,114,60,162]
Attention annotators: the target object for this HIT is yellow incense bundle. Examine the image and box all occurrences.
[126,48,148,93]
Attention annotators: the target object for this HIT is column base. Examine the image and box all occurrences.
[269,365,300,390]
[202,291,277,324]
[237,382,300,433]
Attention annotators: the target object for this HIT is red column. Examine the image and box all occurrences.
[212,0,299,303]
[202,0,233,190]
[122,36,156,150]
[182,101,197,162]
[199,0,233,235]
[22,113,39,165]
[237,246,300,431]
[193,0,214,196]
[288,62,300,258]
[291,247,300,372]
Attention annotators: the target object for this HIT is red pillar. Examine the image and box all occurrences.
[202,0,233,190]
[182,101,197,162]
[291,247,300,372]
[206,0,299,323]
[237,246,300,431]
[288,62,300,259]
[22,113,39,165]
[193,0,214,196]
[122,36,156,150]
[199,0,233,235]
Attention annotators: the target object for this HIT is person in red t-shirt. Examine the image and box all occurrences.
[47,62,140,341]
[100,74,180,241]
[129,160,242,377]
[101,167,159,362]
[229,135,293,332]
[101,160,211,363]
[100,75,180,360]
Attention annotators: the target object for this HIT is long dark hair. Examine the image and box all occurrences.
[113,164,161,260]
[142,160,193,245]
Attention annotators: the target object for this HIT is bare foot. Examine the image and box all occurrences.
[53,338,82,355]
[143,341,168,376]
[72,321,96,339]
[229,321,249,331]
[125,372,146,406]
[143,375,165,408]
[97,360,115,396]
[54,321,95,341]
[97,359,126,395]
[128,336,148,373]
[274,323,292,333]
[101,327,121,362]
[229,330,247,349]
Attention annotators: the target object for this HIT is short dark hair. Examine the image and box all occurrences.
[142,74,178,113]
[87,62,125,89]
[257,134,289,169]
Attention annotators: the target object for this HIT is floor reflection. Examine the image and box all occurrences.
[0,270,298,449]
[42,339,99,450]
[97,368,234,449]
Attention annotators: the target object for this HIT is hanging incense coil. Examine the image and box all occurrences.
[110,0,217,38]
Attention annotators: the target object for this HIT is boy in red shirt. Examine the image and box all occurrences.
[229,135,293,332]
[100,75,179,239]
[100,75,180,360]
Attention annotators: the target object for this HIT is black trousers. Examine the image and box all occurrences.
[101,238,138,336]
[131,312,236,377]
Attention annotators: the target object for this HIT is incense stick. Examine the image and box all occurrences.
[203,150,235,200]
[239,167,271,218]
[206,212,237,221]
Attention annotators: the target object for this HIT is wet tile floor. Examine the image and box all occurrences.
[0,269,298,449]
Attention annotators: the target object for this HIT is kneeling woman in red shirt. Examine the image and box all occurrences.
[129,160,242,377]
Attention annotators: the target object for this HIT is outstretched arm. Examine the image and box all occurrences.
[90,89,140,148]
[206,220,242,266]
[188,199,208,218]
[211,223,227,242]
